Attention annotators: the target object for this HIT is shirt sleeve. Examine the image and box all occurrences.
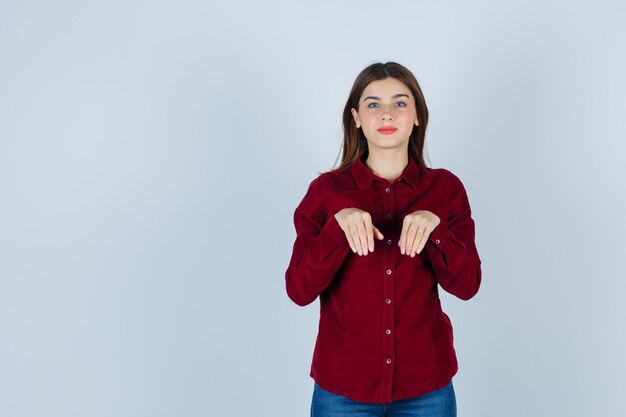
[423,173,482,301]
[285,177,352,306]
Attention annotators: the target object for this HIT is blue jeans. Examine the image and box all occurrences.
[310,380,457,417]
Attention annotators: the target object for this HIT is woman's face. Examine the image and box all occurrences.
[351,77,419,152]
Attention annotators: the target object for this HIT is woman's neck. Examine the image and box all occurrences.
[364,150,409,183]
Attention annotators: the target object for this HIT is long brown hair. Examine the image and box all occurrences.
[323,62,430,175]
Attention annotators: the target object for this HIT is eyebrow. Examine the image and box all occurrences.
[363,93,410,102]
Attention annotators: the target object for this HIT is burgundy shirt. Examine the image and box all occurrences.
[284,154,482,404]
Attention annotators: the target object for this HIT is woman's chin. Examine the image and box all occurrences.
[366,138,409,151]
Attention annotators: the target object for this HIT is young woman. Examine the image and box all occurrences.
[285,61,482,417]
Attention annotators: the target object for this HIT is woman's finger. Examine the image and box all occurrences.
[348,222,361,254]
[364,217,375,253]
[355,217,369,255]
[403,220,419,255]
[398,217,411,254]
[405,222,419,256]
[415,225,430,255]
[407,223,419,256]
[409,224,426,256]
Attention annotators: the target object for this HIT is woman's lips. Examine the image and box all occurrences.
[377,127,397,135]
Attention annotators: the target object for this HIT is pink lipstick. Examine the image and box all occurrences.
[377,127,397,135]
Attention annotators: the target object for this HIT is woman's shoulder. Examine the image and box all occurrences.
[300,170,344,197]
[311,165,355,190]
[428,166,462,181]
[420,165,468,194]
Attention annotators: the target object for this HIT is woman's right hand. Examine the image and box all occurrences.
[334,208,384,256]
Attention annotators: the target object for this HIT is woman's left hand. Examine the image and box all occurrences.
[398,210,441,257]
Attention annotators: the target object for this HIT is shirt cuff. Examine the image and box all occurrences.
[424,206,451,253]
[424,223,447,272]
[428,220,450,252]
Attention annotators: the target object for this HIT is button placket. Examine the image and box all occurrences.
[381,183,395,397]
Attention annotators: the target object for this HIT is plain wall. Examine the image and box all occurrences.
[1,1,625,416]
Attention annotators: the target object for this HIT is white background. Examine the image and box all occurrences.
[1,1,625,416]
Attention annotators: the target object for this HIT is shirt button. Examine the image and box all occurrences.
[386,239,392,245]
[386,299,391,304]
[435,239,440,245]
[385,187,390,193]
[386,214,392,220]
[386,358,392,364]
[386,329,391,335]
[386,269,392,275]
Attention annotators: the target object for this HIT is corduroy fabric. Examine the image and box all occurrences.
[285,154,482,404]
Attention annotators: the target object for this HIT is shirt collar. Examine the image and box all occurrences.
[351,155,420,190]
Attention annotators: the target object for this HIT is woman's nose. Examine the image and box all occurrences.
[380,105,394,119]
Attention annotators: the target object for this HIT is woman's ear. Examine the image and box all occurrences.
[414,115,419,126]
[351,108,361,128]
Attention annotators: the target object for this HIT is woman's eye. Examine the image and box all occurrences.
[367,102,407,109]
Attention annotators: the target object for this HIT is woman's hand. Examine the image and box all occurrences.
[334,208,384,256]
[398,210,440,257]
